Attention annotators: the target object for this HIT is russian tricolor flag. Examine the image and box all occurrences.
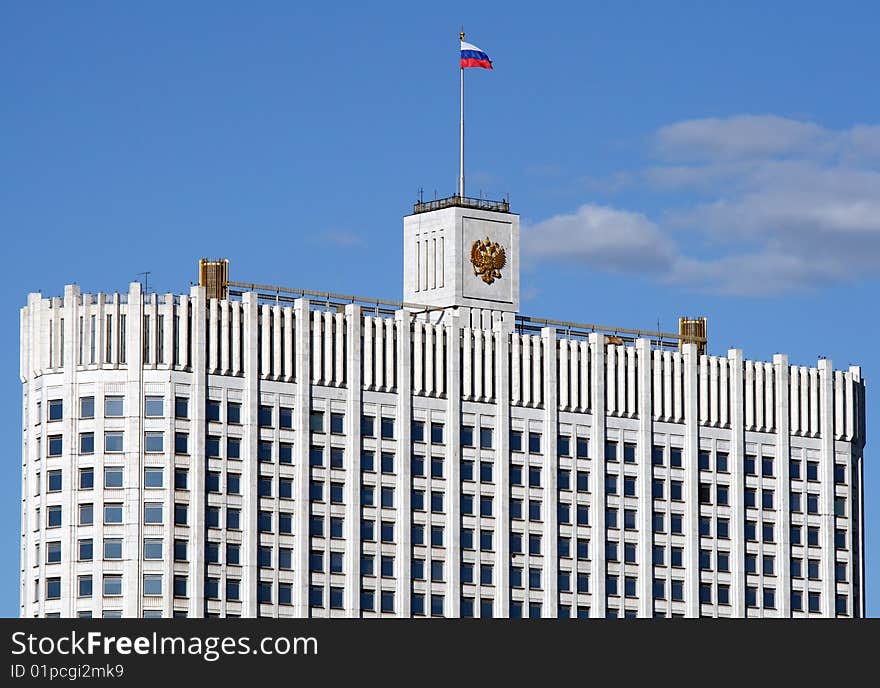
[461,40,493,70]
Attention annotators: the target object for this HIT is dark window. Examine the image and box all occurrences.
[206,400,221,422]
[460,425,474,447]
[174,432,188,455]
[528,432,541,454]
[605,441,618,461]
[510,431,523,452]
[279,407,293,429]
[380,417,395,439]
[557,436,571,456]
[698,451,711,471]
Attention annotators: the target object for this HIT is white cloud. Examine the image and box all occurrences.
[524,204,677,274]
[527,115,880,294]
[655,114,831,161]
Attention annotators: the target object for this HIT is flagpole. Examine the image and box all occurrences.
[459,30,465,198]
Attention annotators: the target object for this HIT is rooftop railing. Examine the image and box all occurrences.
[412,194,511,215]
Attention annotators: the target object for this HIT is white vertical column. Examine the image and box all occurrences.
[510,334,521,405]
[673,352,683,422]
[579,341,590,412]
[162,294,174,370]
[231,301,241,376]
[494,323,512,617]
[626,347,636,417]
[188,285,206,616]
[412,322,423,395]
[323,311,334,385]
[435,321,445,396]
[462,328,472,399]
[764,362,775,431]
[260,305,271,379]
[293,299,311,616]
[176,295,188,369]
[96,293,105,365]
[384,318,395,391]
[444,315,462,616]
[273,306,283,380]
[682,343,700,617]
[241,292,259,617]
[720,357,729,427]
[473,329,483,401]
[124,282,144,618]
[745,362,755,430]
[363,317,373,390]
[423,323,433,396]
[521,336,531,406]
[662,351,672,421]
[790,365,800,434]
[209,299,219,373]
[636,339,653,616]
[343,305,362,616]
[728,349,745,616]
[653,350,663,419]
[834,371,844,439]
[61,285,80,617]
[484,328,493,401]
[394,310,412,616]
[844,369,855,442]
[754,361,765,431]
[559,337,569,410]
[541,328,558,617]
[588,333,606,618]
[773,354,791,616]
[220,301,230,374]
[283,307,294,381]
[531,336,542,406]
[606,345,617,415]
[699,354,709,425]
[818,359,835,616]
[373,316,384,390]
[800,368,810,435]
[709,357,719,426]
[334,312,345,386]
[809,368,819,436]
[311,311,322,385]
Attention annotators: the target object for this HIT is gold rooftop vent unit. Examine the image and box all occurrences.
[679,316,708,355]
[199,258,229,300]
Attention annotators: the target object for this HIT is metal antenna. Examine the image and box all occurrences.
[137,271,152,295]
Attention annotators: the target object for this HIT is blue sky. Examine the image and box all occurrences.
[1,1,877,616]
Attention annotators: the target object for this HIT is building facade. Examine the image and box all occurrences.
[19,198,866,618]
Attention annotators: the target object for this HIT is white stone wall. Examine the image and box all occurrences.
[403,206,520,313]
[19,283,866,618]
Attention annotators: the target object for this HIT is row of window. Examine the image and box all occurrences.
[33,397,850,478]
[40,570,848,616]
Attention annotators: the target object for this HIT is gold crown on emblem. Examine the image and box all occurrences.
[470,237,506,285]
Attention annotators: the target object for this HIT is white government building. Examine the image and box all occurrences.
[19,195,866,618]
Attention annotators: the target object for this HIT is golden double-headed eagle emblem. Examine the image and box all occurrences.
[470,237,506,285]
